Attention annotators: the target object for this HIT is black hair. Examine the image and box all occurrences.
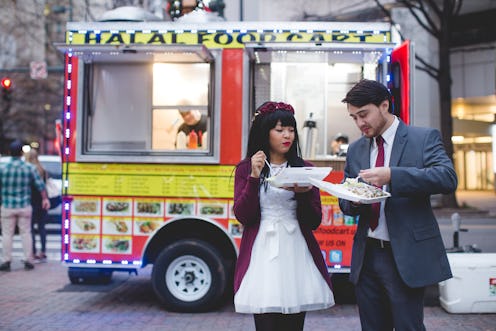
[334,134,349,144]
[341,79,393,113]
[245,102,304,179]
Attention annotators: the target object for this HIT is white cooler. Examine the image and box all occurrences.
[439,253,496,313]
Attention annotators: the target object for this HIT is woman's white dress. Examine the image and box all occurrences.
[234,178,335,314]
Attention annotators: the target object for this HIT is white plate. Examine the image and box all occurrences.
[309,178,391,204]
[266,167,332,188]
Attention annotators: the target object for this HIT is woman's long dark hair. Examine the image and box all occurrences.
[245,102,304,180]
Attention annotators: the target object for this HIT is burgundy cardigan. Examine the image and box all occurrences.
[232,158,333,293]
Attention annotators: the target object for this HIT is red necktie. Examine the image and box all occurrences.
[370,135,384,231]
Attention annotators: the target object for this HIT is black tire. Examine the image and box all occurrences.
[151,239,227,312]
[68,267,113,285]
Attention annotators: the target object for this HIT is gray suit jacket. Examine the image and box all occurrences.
[339,121,457,288]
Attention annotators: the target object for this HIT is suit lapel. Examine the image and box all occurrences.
[390,121,408,167]
[357,137,372,170]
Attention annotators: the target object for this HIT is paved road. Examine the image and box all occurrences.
[2,218,496,331]
[437,215,496,253]
[1,194,495,330]
[1,260,495,331]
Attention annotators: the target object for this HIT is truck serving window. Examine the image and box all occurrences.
[73,46,220,164]
[247,44,391,158]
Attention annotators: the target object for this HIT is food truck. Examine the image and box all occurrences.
[58,20,412,312]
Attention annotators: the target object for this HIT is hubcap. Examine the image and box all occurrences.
[165,255,211,302]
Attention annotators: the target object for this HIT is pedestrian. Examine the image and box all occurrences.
[339,79,457,330]
[25,148,48,262]
[233,101,334,331]
[0,141,50,271]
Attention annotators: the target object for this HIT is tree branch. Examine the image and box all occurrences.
[372,0,407,41]
[415,54,439,79]
[399,0,440,38]
[424,0,443,18]
[453,0,463,15]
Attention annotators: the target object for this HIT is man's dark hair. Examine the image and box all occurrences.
[334,134,348,144]
[341,79,393,113]
[9,140,23,157]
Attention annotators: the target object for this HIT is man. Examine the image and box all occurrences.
[339,79,457,330]
[0,141,50,271]
[176,109,208,149]
[330,133,349,156]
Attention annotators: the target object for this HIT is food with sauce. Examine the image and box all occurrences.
[137,220,161,233]
[75,219,97,232]
[137,202,161,214]
[105,202,129,212]
[200,205,224,215]
[74,201,98,213]
[111,220,129,233]
[168,203,193,215]
[72,237,97,250]
[105,239,130,252]
[343,178,388,199]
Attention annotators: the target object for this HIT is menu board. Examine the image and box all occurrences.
[65,195,236,261]
[67,163,235,198]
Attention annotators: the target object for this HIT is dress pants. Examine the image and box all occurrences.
[355,240,426,331]
[1,206,34,263]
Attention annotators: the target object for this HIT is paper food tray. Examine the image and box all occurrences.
[266,167,332,188]
[309,178,391,204]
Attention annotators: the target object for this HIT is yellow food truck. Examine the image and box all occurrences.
[58,20,412,312]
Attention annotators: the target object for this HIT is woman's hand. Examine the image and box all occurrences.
[285,183,312,193]
[250,151,266,178]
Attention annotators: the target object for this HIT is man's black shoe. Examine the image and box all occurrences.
[0,261,11,271]
[24,261,35,270]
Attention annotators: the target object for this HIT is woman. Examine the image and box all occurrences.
[233,101,334,331]
[25,149,48,262]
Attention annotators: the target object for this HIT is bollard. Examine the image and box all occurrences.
[446,212,465,253]
[451,212,462,249]
[446,212,481,253]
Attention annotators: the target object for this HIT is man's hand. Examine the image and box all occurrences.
[359,166,391,187]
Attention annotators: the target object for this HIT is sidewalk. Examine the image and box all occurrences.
[0,261,495,331]
[0,190,495,330]
[434,189,496,218]
[456,190,496,216]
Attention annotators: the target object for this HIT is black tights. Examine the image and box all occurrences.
[253,312,306,331]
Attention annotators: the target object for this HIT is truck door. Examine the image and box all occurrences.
[390,40,414,124]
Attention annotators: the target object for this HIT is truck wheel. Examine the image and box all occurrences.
[152,239,227,312]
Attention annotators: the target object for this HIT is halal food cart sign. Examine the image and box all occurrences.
[67,29,391,48]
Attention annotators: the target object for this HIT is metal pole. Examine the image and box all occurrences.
[240,0,244,20]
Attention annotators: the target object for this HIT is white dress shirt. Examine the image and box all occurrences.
[368,116,399,241]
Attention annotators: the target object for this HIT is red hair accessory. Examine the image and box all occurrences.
[256,102,295,116]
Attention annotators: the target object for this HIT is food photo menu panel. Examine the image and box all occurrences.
[67,196,233,260]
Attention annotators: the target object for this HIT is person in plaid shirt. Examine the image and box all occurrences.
[0,141,50,271]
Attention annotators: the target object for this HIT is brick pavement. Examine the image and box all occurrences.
[1,189,495,330]
[0,260,495,331]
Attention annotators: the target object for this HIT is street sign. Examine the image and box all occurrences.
[30,61,48,79]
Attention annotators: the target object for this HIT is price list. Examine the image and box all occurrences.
[67,163,234,198]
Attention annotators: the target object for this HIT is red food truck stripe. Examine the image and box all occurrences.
[220,48,244,165]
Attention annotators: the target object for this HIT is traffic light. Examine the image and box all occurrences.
[1,77,12,101]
